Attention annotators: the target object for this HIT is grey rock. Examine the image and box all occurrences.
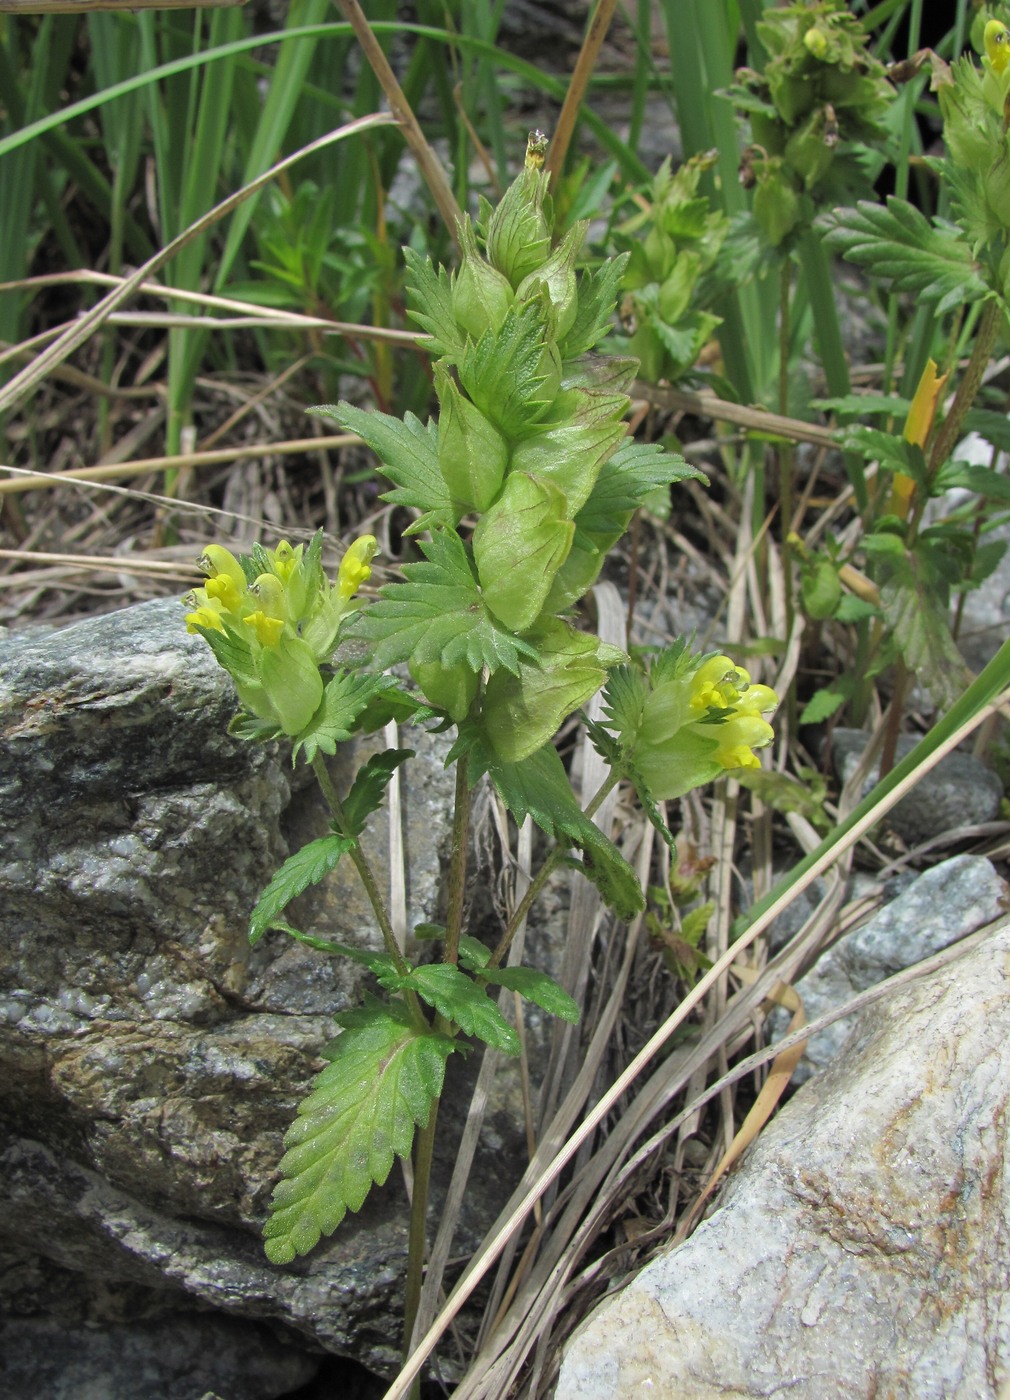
[932,433,1010,674]
[831,726,1003,844]
[0,598,474,1386]
[770,854,1007,1081]
[557,916,1010,1400]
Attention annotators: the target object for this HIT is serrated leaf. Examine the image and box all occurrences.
[311,402,453,524]
[457,935,491,970]
[560,253,629,358]
[577,440,707,530]
[228,712,284,744]
[263,996,455,1263]
[249,833,354,945]
[458,294,555,440]
[680,901,715,949]
[732,768,830,823]
[835,594,880,623]
[841,426,929,487]
[470,736,645,921]
[340,748,413,838]
[480,966,580,1023]
[824,198,989,317]
[293,672,400,764]
[403,245,466,359]
[396,964,520,1054]
[348,528,537,675]
[799,679,852,725]
[879,564,969,708]
[962,408,1010,453]
[937,459,1010,504]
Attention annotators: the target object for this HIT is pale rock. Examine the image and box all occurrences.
[557,917,1010,1399]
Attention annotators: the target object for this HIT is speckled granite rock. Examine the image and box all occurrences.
[831,726,1003,845]
[557,916,1010,1399]
[0,598,472,1390]
[770,853,1008,1082]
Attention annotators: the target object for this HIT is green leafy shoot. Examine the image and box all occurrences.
[823,198,990,316]
[248,833,354,945]
[263,996,455,1264]
[338,748,413,839]
[479,966,580,1023]
[392,964,521,1054]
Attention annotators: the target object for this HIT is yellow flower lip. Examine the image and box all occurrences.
[246,610,286,646]
[185,604,225,634]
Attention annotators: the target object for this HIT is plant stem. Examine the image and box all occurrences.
[925,298,1003,490]
[545,0,620,191]
[443,758,471,965]
[336,0,464,245]
[487,769,618,971]
[310,751,412,979]
[778,256,795,648]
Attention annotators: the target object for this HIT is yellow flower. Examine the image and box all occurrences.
[890,358,947,518]
[632,648,778,799]
[245,610,286,647]
[337,534,377,600]
[204,572,243,613]
[986,20,1010,75]
[185,603,225,634]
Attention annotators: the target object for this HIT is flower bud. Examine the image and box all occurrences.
[514,222,586,342]
[435,364,509,515]
[486,165,552,288]
[452,215,514,342]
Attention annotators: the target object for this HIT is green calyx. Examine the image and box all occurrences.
[728,0,895,246]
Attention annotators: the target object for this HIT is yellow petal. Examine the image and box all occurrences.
[338,534,378,600]
[246,610,285,646]
[903,358,947,450]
